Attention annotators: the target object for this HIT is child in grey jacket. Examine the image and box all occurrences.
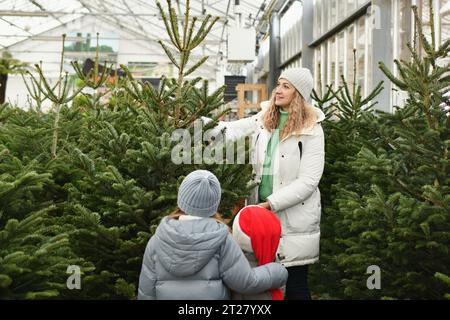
[138,170,288,300]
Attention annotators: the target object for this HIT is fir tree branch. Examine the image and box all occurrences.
[428,0,437,55]
[180,51,190,71]
[184,56,209,77]
[379,61,407,90]
[158,41,180,70]
[182,0,190,49]
[412,6,433,56]
[190,16,220,50]
[156,1,180,50]
[186,17,198,48]
[189,15,213,50]
[29,68,59,102]
[169,6,183,50]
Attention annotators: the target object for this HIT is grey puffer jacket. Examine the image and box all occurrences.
[231,253,282,300]
[138,217,288,300]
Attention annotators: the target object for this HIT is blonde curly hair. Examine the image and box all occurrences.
[263,90,317,140]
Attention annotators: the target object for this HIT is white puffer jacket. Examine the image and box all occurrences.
[213,101,325,267]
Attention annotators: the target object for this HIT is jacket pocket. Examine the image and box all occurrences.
[283,195,321,234]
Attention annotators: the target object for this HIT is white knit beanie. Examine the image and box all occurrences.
[278,67,314,101]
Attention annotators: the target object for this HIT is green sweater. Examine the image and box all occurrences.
[259,110,289,202]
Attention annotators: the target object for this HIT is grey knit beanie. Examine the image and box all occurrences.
[278,67,314,101]
[177,170,221,217]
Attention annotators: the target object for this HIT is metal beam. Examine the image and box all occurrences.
[0,10,49,17]
[0,34,222,44]
[217,0,231,66]
[0,10,231,19]
[4,48,216,60]
[268,11,280,94]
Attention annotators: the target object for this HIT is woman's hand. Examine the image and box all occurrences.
[258,202,272,210]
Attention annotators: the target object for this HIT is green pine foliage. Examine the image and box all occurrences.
[310,72,385,299]
[434,272,450,299]
[0,133,93,299]
[310,1,449,300]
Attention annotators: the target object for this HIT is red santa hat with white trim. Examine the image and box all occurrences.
[232,205,283,300]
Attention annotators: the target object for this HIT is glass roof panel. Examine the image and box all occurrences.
[0,0,268,48]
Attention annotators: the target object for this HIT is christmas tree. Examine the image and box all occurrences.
[309,57,384,299]
[310,1,449,299]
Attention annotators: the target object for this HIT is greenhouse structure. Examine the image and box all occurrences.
[0,0,449,303]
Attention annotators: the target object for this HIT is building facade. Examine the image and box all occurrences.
[250,0,450,112]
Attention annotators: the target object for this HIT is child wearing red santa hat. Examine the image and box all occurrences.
[232,205,284,300]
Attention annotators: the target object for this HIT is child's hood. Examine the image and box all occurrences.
[154,217,229,277]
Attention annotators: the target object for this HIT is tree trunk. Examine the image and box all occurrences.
[0,73,8,104]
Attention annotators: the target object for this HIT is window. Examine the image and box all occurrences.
[336,0,345,25]
[356,16,366,92]
[314,0,322,39]
[328,37,337,87]
[391,0,412,108]
[314,44,327,96]
[338,31,346,85]
[396,0,412,63]
[416,0,450,49]
[419,0,433,51]
[440,0,450,43]
[312,1,376,100]
[347,0,357,15]
[329,0,337,30]
[314,47,322,94]
[365,11,373,96]
[280,1,302,66]
[347,25,356,90]
[63,32,119,66]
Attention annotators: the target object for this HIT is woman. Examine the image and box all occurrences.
[138,170,288,300]
[210,68,325,300]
